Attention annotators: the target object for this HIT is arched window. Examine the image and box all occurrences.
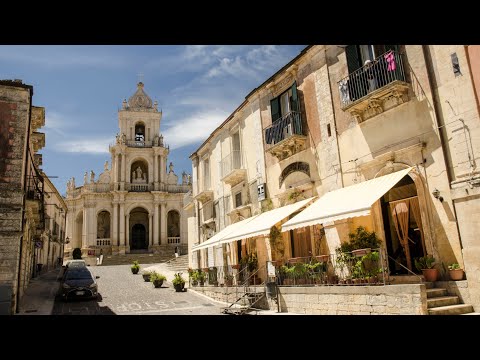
[97,211,111,239]
[135,122,145,141]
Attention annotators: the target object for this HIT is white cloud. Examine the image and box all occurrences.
[56,137,112,154]
[162,109,230,149]
[0,46,129,69]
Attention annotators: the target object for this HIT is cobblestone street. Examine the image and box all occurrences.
[52,265,225,315]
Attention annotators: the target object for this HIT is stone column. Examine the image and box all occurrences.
[160,202,166,245]
[160,155,165,183]
[82,207,88,250]
[153,154,158,182]
[88,206,96,247]
[154,203,159,245]
[125,214,130,252]
[112,202,118,246]
[114,154,119,183]
[149,214,153,246]
[119,203,125,253]
[121,152,126,182]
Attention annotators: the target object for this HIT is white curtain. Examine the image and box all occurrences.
[390,200,412,271]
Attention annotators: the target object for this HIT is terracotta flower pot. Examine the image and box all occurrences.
[422,268,439,282]
[352,248,371,257]
[449,269,464,281]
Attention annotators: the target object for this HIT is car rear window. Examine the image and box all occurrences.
[66,271,92,280]
[68,262,86,268]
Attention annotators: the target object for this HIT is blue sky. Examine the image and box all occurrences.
[0,45,306,194]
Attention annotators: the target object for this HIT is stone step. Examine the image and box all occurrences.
[428,304,474,315]
[101,254,172,266]
[427,296,459,308]
[424,282,434,289]
[426,288,447,298]
[462,312,480,315]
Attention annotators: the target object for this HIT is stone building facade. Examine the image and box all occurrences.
[0,80,64,314]
[187,45,480,312]
[65,82,191,260]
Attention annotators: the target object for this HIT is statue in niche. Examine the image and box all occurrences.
[153,135,159,146]
[84,171,88,185]
[90,170,95,184]
[169,162,174,173]
[135,166,143,179]
[132,166,146,183]
[104,161,109,172]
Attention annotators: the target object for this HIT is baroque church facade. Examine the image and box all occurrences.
[64,82,191,259]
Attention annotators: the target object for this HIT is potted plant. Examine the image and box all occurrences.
[414,255,438,282]
[172,272,186,292]
[190,270,199,286]
[341,226,381,257]
[224,273,234,287]
[142,270,153,282]
[448,263,464,281]
[197,270,206,286]
[131,260,140,274]
[150,272,166,288]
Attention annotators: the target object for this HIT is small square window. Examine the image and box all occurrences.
[235,192,242,208]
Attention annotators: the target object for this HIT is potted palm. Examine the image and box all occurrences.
[448,263,464,281]
[131,260,140,274]
[172,272,186,292]
[415,255,438,282]
[150,272,167,288]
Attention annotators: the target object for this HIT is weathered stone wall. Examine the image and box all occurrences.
[0,82,32,314]
[277,285,428,315]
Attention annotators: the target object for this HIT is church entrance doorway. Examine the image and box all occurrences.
[131,224,147,250]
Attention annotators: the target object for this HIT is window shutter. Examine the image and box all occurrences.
[291,81,299,112]
[270,97,280,122]
[345,45,362,74]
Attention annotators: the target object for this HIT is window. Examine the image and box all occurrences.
[327,124,332,137]
[135,123,145,141]
[345,45,400,74]
[235,191,242,208]
[270,82,299,122]
[203,158,210,189]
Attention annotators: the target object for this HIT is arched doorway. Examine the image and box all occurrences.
[131,224,146,250]
[167,210,180,244]
[380,175,426,274]
[129,207,149,251]
[97,211,111,240]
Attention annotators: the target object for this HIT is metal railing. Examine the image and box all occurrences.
[220,150,243,178]
[26,175,44,202]
[167,237,180,244]
[264,111,304,150]
[338,50,407,109]
[388,254,423,283]
[126,140,153,148]
[274,248,387,286]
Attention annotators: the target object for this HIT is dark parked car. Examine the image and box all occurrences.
[61,268,99,301]
[59,259,87,279]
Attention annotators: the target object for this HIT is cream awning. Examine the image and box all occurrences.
[282,167,413,232]
[218,197,316,244]
[191,215,259,252]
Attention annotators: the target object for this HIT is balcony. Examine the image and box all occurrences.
[159,183,191,193]
[167,237,181,244]
[220,150,246,186]
[194,177,213,203]
[126,140,153,148]
[128,183,152,192]
[264,111,307,161]
[201,201,214,224]
[338,50,409,123]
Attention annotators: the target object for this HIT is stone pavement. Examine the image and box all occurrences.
[17,267,62,315]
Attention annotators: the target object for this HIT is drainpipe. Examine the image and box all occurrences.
[16,85,33,313]
[422,45,465,253]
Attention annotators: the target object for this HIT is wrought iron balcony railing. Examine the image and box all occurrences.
[220,150,243,178]
[264,111,304,151]
[338,50,407,109]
